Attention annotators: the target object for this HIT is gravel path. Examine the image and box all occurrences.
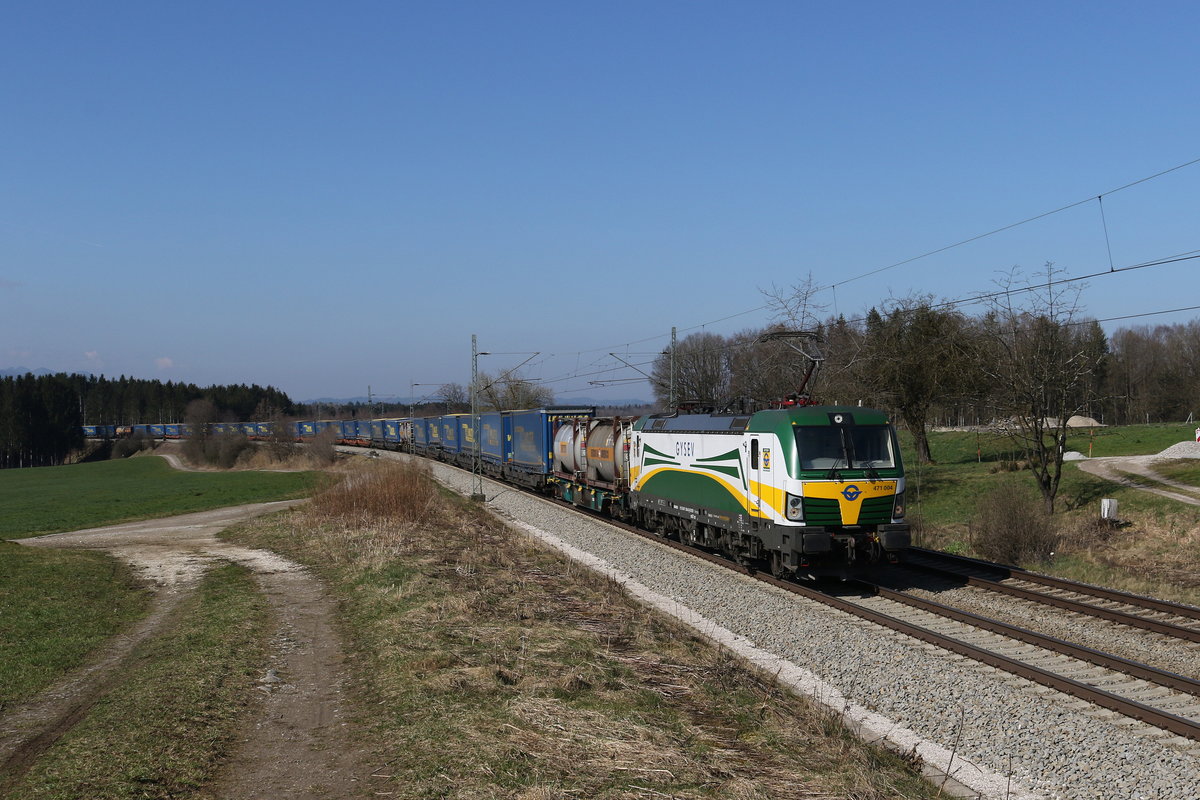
[1075,443,1200,506]
[11,502,382,799]
[393,452,1200,800]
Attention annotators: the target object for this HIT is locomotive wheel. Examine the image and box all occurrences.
[769,551,787,579]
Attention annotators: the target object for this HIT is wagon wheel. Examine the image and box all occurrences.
[769,551,787,579]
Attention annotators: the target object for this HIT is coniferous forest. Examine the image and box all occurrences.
[0,373,294,469]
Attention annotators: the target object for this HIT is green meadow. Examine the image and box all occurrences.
[0,455,315,707]
[0,456,316,540]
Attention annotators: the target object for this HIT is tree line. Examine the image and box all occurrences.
[0,373,83,468]
[0,373,295,469]
[71,375,295,425]
[653,302,1197,433]
[651,267,1198,512]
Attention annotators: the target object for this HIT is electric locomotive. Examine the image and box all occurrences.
[547,405,909,578]
[628,405,909,578]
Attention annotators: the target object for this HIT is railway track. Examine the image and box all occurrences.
[539,496,1200,745]
[901,547,1200,641]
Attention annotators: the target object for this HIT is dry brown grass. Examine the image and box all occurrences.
[224,460,939,799]
[310,459,443,525]
[1055,510,1200,600]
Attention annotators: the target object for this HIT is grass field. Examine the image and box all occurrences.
[1155,458,1200,488]
[899,424,1200,603]
[0,543,151,707]
[898,424,1200,530]
[5,563,270,800]
[909,423,1196,467]
[0,455,316,540]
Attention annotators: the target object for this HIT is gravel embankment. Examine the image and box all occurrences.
[898,581,1200,681]
[401,455,1200,800]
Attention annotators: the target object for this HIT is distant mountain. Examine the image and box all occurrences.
[301,396,377,405]
[0,367,54,378]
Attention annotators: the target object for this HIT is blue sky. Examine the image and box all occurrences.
[3,1,1198,403]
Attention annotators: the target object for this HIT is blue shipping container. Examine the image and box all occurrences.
[327,420,351,440]
[411,417,429,448]
[480,412,505,464]
[440,415,464,454]
[507,407,595,474]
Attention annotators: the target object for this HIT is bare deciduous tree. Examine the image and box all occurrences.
[473,372,554,411]
[182,398,216,464]
[984,264,1107,513]
[762,273,829,331]
[266,411,296,461]
[438,383,468,411]
[650,331,731,409]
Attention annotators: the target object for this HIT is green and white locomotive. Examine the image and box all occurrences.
[630,405,909,577]
[551,405,910,578]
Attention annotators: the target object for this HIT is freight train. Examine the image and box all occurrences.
[84,404,910,578]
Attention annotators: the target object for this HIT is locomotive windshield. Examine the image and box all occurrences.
[795,425,896,471]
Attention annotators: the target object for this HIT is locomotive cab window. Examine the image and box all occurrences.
[750,439,759,469]
[796,425,896,471]
[849,425,896,469]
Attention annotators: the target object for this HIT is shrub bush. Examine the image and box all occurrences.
[211,432,251,469]
[969,481,1059,565]
[308,428,337,466]
[112,431,154,459]
[310,461,443,525]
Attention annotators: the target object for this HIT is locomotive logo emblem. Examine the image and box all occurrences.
[841,484,862,501]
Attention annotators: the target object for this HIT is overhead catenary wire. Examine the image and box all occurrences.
[826,155,1200,291]
[529,155,1200,370]
[480,157,1200,398]
[537,249,1200,395]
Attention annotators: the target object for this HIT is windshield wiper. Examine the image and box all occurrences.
[827,457,845,482]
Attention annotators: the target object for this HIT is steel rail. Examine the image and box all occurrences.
[534,499,1200,742]
[530,496,1200,741]
[902,546,1200,633]
[909,547,1200,622]
[900,559,1200,643]
[846,579,1200,697]
[805,580,1200,742]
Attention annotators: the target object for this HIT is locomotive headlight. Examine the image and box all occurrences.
[892,491,906,520]
[786,493,804,522]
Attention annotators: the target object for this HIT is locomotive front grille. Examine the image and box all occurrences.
[802,497,842,525]
[858,495,895,524]
[802,495,895,526]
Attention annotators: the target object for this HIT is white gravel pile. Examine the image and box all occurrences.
[1156,441,1200,459]
[418,458,1200,800]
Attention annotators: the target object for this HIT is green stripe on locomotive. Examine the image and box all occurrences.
[635,465,750,516]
